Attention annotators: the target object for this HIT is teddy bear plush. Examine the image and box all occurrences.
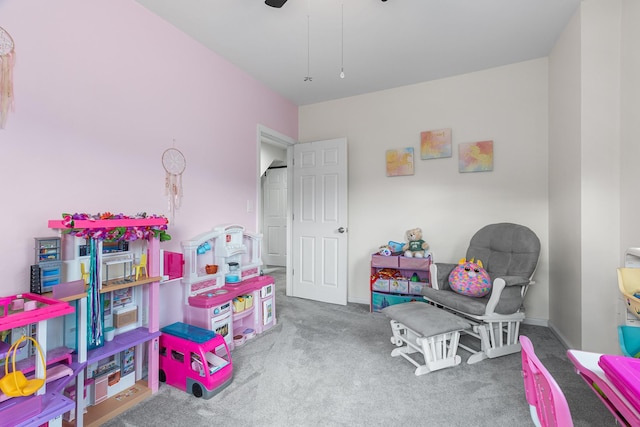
[402,228,429,258]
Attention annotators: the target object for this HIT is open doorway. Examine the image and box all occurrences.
[257,125,295,279]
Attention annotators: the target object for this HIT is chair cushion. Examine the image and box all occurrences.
[422,285,524,315]
[466,223,540,278]
[382,302,470,336]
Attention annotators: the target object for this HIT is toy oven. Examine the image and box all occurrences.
[210,301,233,347]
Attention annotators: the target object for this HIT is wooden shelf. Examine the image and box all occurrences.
[41,290,87,303]
[40,275,161,301]
[62,380,152,427]
[100,276,161,293]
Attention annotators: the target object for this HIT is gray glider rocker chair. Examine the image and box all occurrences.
[422,223,541,364]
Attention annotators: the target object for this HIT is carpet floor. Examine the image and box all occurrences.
[103,268,616,426]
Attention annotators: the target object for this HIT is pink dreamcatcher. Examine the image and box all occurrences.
[0,26,15,129]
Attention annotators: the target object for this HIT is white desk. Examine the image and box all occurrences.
[567,349,640,427]
[102,252,134,284]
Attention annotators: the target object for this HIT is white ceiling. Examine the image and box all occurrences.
[135,0,581,106]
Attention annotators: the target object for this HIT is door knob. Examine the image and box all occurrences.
[338,227,346,233]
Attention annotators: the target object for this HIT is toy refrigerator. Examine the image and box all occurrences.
[258,281,276,333]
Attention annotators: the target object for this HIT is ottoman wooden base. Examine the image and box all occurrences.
[382,302,471,376]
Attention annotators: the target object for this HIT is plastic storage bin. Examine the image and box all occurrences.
[619,325,640,357]
[618,268,640,320]
[371,292,426,313]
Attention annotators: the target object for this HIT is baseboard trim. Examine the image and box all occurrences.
[349,296,370,305]
[547,320,577,350]
[523,317,548,327]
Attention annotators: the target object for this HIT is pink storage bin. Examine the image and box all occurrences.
[399,255,431,270]
[371,254,399,268]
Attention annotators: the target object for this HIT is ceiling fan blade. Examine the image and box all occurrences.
[265,0,288,8]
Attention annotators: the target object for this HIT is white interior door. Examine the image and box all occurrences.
[262,167,287,266]
[291,138,348,305]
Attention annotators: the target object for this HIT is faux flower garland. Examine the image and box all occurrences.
[60,212,171,242]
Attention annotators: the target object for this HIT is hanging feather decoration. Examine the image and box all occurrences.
[0,26,16,129]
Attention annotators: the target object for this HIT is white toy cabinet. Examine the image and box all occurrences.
[182,224,262,300]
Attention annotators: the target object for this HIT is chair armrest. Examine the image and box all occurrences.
[499,275,531,287]
[485,278,507,315]
[430,263,457,291]
[484,276,530,315]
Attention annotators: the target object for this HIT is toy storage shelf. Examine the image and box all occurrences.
[370,254,432,313]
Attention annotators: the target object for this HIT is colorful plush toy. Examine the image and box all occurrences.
[449,258,492,297]
[378,245,392,256]
[402,228,429,258]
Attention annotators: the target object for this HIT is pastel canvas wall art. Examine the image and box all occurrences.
[386,147,414,177]
[458,140,493,172]
[420,128,452,159]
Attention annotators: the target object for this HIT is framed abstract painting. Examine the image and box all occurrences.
[459,140,493,172]
[420,128,452,159]
[386,147,414,177]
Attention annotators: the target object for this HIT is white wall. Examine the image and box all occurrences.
[548,9,583,348]
[620,1,640,253]
[549,0,635,354]
[580,0,621,353]
[299,59,550,322]
[0,1,298,327]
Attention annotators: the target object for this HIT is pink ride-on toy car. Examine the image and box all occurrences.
[159,322,233,399]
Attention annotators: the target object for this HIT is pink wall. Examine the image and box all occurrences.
[0,0,298,297]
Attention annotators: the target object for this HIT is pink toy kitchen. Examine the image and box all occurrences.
[181,224,276,351]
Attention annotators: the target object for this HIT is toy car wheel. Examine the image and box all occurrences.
[159,370,166,383]
[192,383,203,398]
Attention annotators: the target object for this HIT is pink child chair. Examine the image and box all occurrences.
[520,335,573,427]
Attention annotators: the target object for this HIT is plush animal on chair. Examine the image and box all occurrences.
[402,228,429,258]
[449,258,492,297]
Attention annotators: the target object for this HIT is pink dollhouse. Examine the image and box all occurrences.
[47,213,168,426]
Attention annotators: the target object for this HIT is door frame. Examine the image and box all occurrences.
[256,124,295,295]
